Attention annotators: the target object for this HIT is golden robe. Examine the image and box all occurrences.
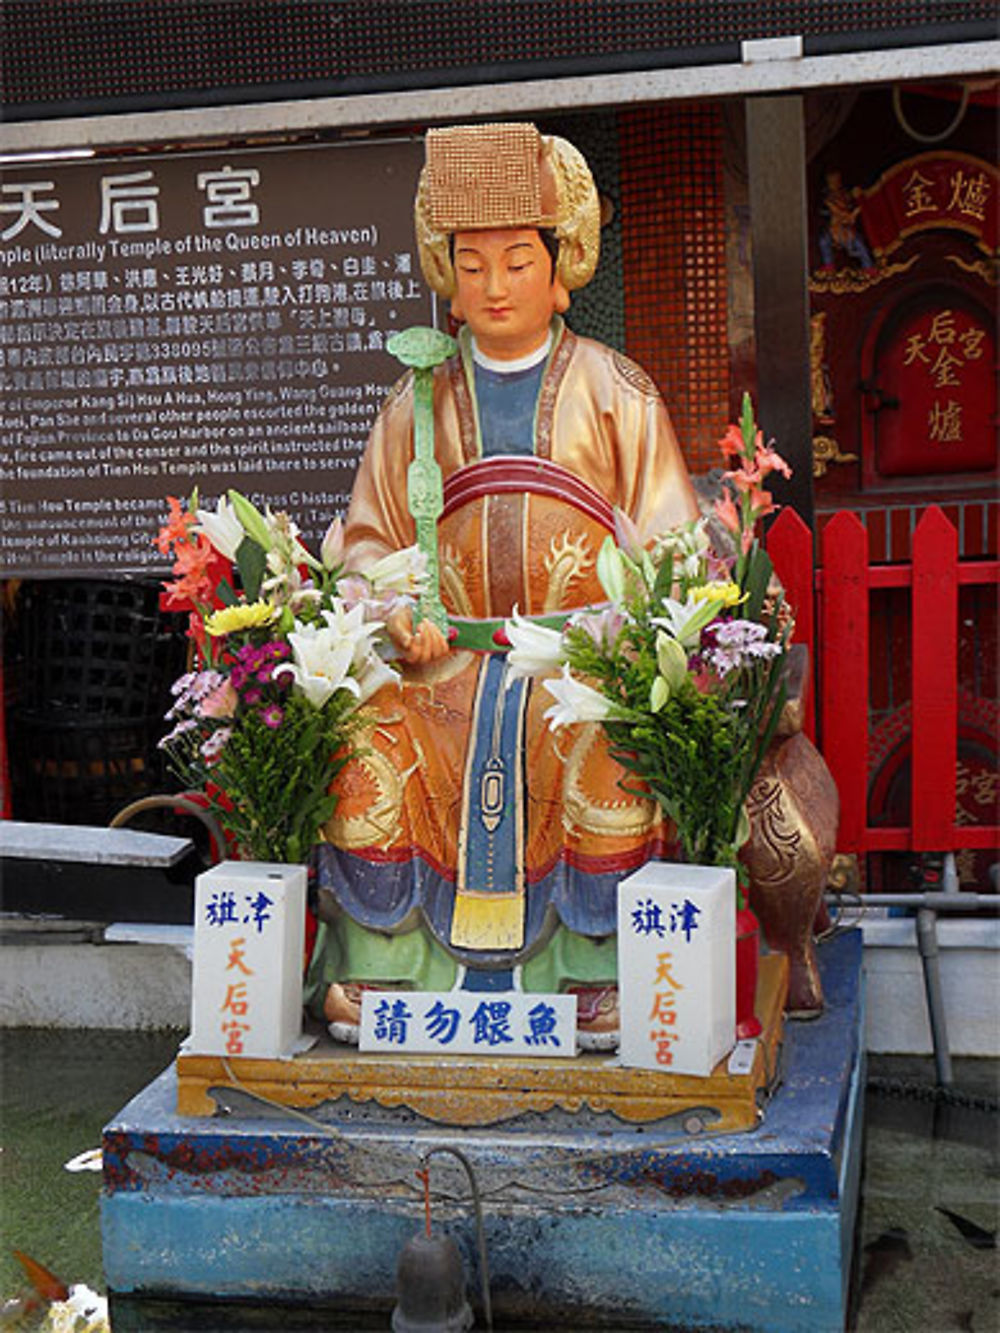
[308,320,698,1000]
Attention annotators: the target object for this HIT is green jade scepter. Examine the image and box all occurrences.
[386,326,457,635]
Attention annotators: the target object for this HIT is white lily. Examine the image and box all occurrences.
[275,616,362,708]
[354,649,400,703]
[504,607,566,681]
[655,631,689,691]
[651,594,719,650]
[596,536,627,604]
[266,508,319,572]
[542,665,615,730]
[320,599,384,668]
[367,545,428,597]
[650,674,670,713]
[227,490,274,551]
[195,495,245,560]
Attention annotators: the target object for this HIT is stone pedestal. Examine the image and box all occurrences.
[102,931,864,1332]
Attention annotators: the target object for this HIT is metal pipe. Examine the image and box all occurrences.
[824,874,1000,1088]
[825,892,999,910]
[916,907,953,1087]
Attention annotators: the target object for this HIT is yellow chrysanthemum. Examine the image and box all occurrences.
[205,600,277,636]
[691,580,745,608]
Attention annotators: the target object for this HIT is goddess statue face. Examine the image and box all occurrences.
[449,227,570,361]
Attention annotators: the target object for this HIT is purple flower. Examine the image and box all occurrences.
[159,717,197,747]
[704,619,782,677]
[234,643,267,672]
[166,669,227,718]
[261,704,285,729]
[242,687,263,706]
[200,726,232,761]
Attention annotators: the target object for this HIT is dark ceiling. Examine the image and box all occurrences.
[2,0,997,123]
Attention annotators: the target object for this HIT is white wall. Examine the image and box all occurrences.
[2,920,997,1055]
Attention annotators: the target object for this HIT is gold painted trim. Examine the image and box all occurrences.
[563,724,659,837]
[449,891,526,951]
[176,954,788,1125]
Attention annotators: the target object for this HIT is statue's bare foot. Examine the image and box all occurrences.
[323,982,363,1045]
[569,985,620,1052]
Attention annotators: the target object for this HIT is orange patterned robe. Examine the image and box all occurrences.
[309,320,698,994]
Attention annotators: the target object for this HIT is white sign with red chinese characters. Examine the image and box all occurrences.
[186,860,308,1058]
[359,990,576,1057]
[617,862,735,1077]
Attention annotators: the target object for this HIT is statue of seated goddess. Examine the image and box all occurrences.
[306,122,707,1046]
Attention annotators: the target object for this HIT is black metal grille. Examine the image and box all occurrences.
[6,579,189,824]
[2,1,997,121]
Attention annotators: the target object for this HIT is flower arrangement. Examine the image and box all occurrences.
[155,491,425,864]
[505,394,793,878]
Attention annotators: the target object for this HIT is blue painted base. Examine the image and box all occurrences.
[102,930,865,1332]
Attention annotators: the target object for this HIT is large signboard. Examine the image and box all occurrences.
[0,138,433,576]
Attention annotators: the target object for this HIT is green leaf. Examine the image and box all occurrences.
[740,542,773,620]
[651,551,677,604]
[228,490,273,551]
[235,537,268,601]
[215,578,238,607]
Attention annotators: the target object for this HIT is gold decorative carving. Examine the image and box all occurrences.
[543,530,593,613]
[324,730,415,850]
[810,312,835,424]
[745,777,802,887]
[945,253,999,286]
[562,724,657,837]
[439,541,475,618]
[809,254,918,295]
[813,434,858,478]
[827,852,861,897]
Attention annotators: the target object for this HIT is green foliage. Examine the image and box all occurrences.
[165,691,358,865]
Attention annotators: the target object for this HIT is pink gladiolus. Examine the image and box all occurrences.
[746,485,778,521]
[717,424,745,463]
[722,459,765,491]
[755,442,792,480]
[714,491,741,535]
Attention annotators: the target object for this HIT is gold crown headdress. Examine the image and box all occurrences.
[414,122,600,299]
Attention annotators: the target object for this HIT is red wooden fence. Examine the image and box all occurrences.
[767,504,999,859]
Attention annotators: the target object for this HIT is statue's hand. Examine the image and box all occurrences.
[386,604,450,665]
